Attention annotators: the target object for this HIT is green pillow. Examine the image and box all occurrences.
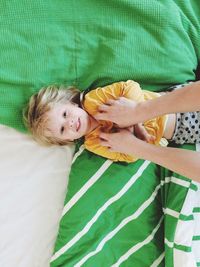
[0,0,200,132]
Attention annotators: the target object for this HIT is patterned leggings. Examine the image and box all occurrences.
[169,83,200,144]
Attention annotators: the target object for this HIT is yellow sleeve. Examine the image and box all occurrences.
[143,90,168,145]
[83,80,144,116]
[83,80,143,163]
[83,80,166,162]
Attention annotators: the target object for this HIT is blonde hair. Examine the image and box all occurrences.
[23,85,81,146]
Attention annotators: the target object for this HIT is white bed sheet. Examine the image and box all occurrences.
[0,125,74,267]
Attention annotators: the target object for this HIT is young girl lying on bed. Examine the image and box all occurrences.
[24,80,177,163]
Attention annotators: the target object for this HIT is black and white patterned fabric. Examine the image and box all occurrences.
[171,111,200,144]
[169,83,200,144]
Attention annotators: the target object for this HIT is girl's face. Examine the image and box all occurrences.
[46,102,92,141]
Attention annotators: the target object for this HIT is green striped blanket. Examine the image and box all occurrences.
[51,144,200,267]
[0,1,200,266]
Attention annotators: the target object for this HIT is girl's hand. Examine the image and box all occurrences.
[134,124,155,143]
[94,97,138,128]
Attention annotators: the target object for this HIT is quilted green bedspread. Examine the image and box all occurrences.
[0,1,200,266]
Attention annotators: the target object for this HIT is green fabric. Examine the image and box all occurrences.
[0,0,200,131]
[51,144,199,267]
[52,152,164,266]
[1,1,200,266]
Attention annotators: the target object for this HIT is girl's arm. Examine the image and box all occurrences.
[99,129,200,182]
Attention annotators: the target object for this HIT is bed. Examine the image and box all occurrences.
[0,1,200,266]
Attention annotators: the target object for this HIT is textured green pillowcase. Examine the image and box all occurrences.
[0,0,200,132]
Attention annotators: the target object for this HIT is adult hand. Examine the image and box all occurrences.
[99,125,155,154]
[94,97,139,128]
[99,128,141,155]
[99,127,200,182]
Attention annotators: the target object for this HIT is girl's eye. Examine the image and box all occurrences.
[63,111,67,118]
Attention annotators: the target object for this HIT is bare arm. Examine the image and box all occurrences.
[94,81,200,127]
[135,141,200,181]
[99,129,200,182]
[142,81,200,120]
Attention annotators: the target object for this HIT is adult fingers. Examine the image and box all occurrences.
[149,135,156,142]
[127,126,134,133]
[99,132,110,140]
[94,112,109,120]
[99,140,111,147]
[106,99,117,105]
[99,133,111,147]
[98,104,110,112]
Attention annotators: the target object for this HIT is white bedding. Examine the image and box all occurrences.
[1,125,199,267]
[0,125,74,267]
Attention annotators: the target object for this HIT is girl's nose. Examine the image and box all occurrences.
[69,119,73,128]
[66,118,74,130]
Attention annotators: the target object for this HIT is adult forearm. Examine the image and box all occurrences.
[132,140,200,182]
[138,81,200,122]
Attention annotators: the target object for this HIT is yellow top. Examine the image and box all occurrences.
[83,80,167,162]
